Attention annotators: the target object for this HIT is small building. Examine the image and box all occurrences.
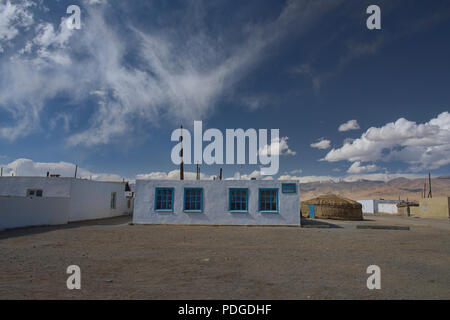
[396,202,419,216]
[133,180,300,226]
[357,199,403,214]
[0,176,133,231]
[301,194,363,221]
[410,197,450,219]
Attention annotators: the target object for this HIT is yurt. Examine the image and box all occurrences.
[301,194,363,221]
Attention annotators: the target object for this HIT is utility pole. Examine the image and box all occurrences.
[180,125,184,181]
[427,172,432,198]
[0,167,2,177]
[74,165,78,179]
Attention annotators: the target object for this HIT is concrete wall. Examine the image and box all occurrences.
[0,196,69,230]
[133,180,300,226]
[358,199,401,214]
[377,203,398,214]
[358,200,375,214]
[0,177,71,197]
[68,179,131,222]
[410,197,450,218]
[0,177,132,230]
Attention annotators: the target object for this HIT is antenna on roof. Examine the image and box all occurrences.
[180,125,184,181]
[196,162,200,180]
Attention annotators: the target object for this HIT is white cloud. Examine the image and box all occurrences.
[137,170,213,181]
[0,158,127,181]
[347,161,380,174]
[279,172,424,183]
[338,119,360,132]
[310,138,331,150]
[324,112,450,171]
[0,0,343,146]
[259,136,296,156]
[0,0,34,52]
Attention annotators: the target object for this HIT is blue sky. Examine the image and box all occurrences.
[0,0,449,182]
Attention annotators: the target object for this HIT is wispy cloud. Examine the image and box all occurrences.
[0,0,342,146]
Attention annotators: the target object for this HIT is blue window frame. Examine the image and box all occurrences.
[184,188,203,212]
[229,188,248,212]
[259,188,278,212]
[155,187,174,211]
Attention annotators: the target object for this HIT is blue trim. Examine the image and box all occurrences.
[258,188,279,213]
[154,187,174,212]
[228,188,249,212]
[184,188,203,213]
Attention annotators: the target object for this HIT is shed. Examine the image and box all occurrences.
[301,194,363,221]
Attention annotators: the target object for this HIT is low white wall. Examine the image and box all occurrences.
[377,203,398,214]
[0,196,69,230]
[358,200,375,214]
[68,179,131,222]
[133,180,300,226]
[0,177,71,198]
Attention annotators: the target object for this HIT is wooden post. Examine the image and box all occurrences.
[428,172,432,198]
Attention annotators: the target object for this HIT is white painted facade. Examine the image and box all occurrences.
[133,180,300,226]
[358,200,375,214]
[0,177,133,230]
[357,199,401,214]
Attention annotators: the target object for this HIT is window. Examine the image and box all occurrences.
[259,188,278,212]
[229,188,248,212]
[184,188,203,212]
[110,192,117,209]
[27,189,43,197]
[155,188,174,211]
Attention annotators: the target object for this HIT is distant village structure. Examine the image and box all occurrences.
[302,194,363,221]
[0,176,133,231]
[410,197,450,219]
[357,199,403,215]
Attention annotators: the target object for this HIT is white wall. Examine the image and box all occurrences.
[0,177,132,230]
[0,177,71,198]
[133,180,300,226]
[0,196,69,230]
[358,200,375,214]
[377,203,398,214]
[68,179,131,222]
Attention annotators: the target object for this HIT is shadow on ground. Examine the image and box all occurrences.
[301,217,342,228]
[0,215,132,240]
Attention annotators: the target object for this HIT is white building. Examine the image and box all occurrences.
[357,199,402,214]
[0,177,133,231]
[133,180,300,226]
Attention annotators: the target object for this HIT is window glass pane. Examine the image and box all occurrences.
[259,189,278,212]
[184,189,202,211]
[230,189,247,211]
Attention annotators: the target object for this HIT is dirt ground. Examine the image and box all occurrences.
[0,214,449,299]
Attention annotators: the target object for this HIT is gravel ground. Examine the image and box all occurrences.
[0,215,449,299]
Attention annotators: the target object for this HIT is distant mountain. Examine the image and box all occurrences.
[299,176,450,201]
